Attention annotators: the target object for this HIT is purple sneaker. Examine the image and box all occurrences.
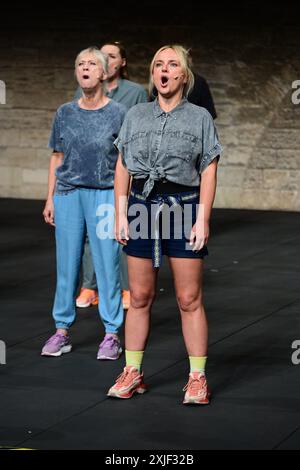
[97,334,122,360]
[41,333,72,357]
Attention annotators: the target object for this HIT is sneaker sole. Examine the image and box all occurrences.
[97,347,122,360]
[41,345,72,357]
[183,398,210,405]
[76,300,97,308]
[183,391,211,405]
[107,384,147,399]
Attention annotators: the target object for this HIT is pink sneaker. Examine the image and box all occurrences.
[76,288,98,308]
[183,372,210,405]
[107,366,147,399]
[122,290,130,310]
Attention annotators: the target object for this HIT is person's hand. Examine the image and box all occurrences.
[115,214,129,245]
[43,198,55,226]
[189,219,209,251]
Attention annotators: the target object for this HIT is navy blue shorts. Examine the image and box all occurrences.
[123,189,208,267]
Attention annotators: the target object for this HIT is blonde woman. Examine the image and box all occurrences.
[108,45,222,404]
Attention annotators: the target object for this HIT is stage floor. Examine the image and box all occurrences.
[0,197,299,450]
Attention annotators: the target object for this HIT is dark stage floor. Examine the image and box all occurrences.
[0,197,299,450]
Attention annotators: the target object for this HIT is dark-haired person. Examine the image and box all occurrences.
[187,49,217,119]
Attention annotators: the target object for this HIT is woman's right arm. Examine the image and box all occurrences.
[42,151,64,226]
[114,153,130,245]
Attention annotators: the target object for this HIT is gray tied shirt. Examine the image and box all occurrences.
[114,98,223,198]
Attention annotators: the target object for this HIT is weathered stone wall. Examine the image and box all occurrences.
[0,4,299,209]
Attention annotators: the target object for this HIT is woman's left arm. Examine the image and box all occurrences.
[189,158,218,251]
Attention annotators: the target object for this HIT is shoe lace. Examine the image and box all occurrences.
[46,333,66,345]
[116,368,137,387]
[102,336,118,347]
[183,375,207,396]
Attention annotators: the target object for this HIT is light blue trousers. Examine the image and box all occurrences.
[52,188,123,333]
[82,236,129,291]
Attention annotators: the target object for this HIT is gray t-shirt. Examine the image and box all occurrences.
[74,78,148,111]
[49,100,126,193]
[114,98,222,198]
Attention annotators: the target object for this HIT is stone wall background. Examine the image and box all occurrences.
[0,2,300,210]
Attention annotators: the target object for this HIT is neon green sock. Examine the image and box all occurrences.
[125,350,144,372]
[189,356,207,375]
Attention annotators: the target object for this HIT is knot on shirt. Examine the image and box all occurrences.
[149,166,166,181]
[142,166,166,198]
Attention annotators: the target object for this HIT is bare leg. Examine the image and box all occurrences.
[56,329,68,336]
[125,256,158,351]
[168,258,207,357]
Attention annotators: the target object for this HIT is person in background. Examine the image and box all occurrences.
[186,49,217,119]
[75,41,148,311]
[42,47,126,360]
[108,45,222,404]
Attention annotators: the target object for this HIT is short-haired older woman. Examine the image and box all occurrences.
[108,45,222,404]
[41,47,126,360]
[75,41,148,312]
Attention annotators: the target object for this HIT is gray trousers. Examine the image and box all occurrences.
[82,234,129,291]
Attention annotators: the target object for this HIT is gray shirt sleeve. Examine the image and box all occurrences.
[48,109,63,152]
[199,111,222,174]
[114,113,129,167]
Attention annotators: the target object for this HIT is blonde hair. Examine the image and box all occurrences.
[75,47,109,75]
[149,44,194,98]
